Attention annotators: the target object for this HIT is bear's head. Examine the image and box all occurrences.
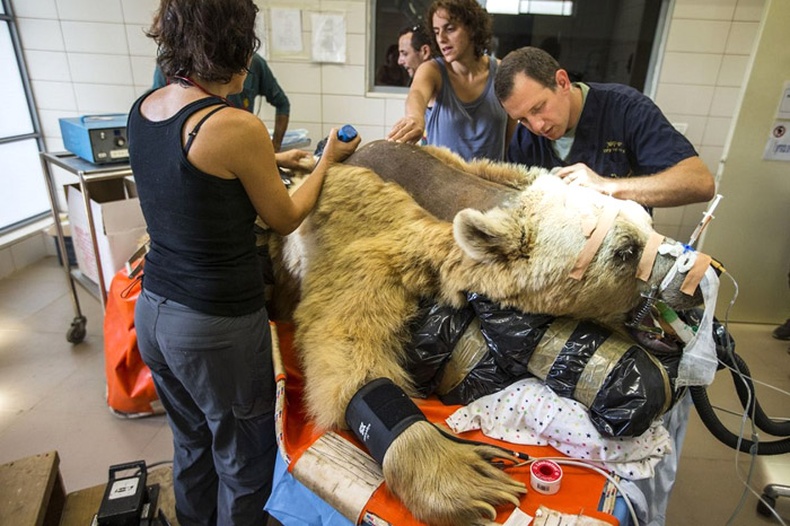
[450,171,705,325]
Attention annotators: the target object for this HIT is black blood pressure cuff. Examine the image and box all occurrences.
[345,378,427,465]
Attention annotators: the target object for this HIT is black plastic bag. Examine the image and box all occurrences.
[404,293,682,438]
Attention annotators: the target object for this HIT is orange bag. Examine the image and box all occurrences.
[103,267,162,418]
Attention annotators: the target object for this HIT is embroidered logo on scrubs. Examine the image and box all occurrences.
[602,141,626,154]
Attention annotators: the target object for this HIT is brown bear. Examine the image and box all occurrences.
[267,140,707,526]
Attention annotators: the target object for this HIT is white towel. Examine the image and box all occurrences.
[446,377,672,480]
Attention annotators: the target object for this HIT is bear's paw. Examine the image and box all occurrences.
[383,421,526,526]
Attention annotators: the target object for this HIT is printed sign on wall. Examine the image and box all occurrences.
[763,81,790,162]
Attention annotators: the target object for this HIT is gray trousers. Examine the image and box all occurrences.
[135,288,277,526]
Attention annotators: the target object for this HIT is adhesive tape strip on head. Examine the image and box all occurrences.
[530,459,563,495]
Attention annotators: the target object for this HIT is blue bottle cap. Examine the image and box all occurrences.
[337,124,358,142]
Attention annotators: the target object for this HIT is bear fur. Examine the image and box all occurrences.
[268,140,704,525]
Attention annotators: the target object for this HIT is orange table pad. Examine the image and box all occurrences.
[271,321,618,526]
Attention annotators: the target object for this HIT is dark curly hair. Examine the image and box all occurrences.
[426,0,492,59]
[494,46,561,102]
[147,0,260,83]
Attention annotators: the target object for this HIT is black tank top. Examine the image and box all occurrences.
[128,92,265,316]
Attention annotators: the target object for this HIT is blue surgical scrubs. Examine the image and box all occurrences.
[507,82,698,179]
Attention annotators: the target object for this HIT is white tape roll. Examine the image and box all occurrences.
[530,459,563,495]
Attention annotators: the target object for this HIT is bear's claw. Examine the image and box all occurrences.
[383,421,528,526]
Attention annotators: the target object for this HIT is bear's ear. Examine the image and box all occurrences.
[612,232,642,265]
[453,208,527,262]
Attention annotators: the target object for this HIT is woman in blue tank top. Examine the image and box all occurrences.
[127,1,360,524]
[387,0,515,161]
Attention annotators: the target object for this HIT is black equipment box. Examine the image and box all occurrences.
[96,461,147,526]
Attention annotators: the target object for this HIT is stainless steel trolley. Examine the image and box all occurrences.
[39,151,133,343]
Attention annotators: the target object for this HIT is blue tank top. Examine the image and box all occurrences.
[128,93,265,316]
[425,56,508,161]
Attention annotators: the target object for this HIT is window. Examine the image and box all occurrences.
[370,0,667,94]
[0,0,49,235]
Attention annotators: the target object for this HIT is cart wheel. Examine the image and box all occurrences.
[66,316,87,343]
[757,493,776,516]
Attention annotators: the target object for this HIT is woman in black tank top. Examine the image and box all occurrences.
[128,2,360,524]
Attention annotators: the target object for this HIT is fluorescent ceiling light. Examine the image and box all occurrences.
[487,0,520,15]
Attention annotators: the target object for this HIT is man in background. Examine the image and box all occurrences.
[397,24,433,80]
[153,53,292,152]
[376,43,410,86]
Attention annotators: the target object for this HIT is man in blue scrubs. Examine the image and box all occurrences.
[494,46,715,210]
[494,46,717,526]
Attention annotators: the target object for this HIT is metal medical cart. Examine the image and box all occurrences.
[40,151,134,343]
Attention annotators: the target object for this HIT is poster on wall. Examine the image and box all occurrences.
[271,8,303,54]
[311,13,346,63]
[255,10,267,58]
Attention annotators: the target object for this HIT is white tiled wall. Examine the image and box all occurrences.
[3,0,766,271]
[653,0,765,242]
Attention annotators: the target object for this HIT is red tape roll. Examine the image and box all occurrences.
[530,459,563,495]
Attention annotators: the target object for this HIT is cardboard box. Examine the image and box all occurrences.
[66,179,147,291]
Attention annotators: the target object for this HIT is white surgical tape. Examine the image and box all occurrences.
[657,242,684,259]
[675,266,720,387]
[658,253,697,290]
[659,248,697,293]
[656,243,683,291]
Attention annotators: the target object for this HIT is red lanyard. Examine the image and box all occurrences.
[171,75,234,107]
